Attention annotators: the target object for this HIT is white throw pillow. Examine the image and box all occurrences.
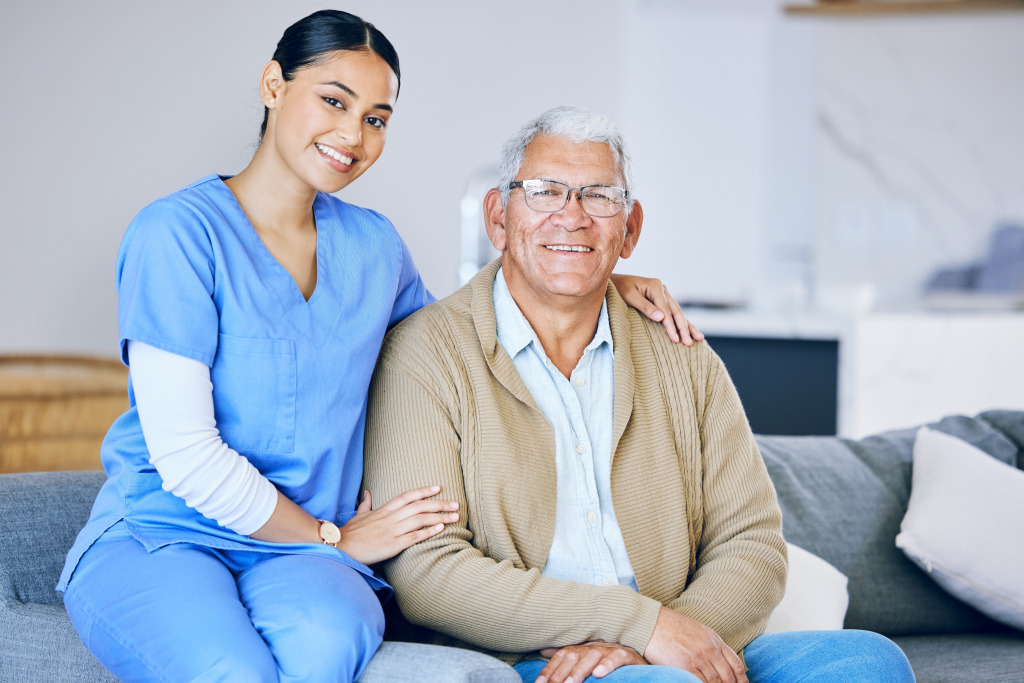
[896,426,1024,631]
[764,542,849,633]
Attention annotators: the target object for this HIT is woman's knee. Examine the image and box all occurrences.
[66,589,278,682]
[241,555,385,681]
[276,595,384,681]
[193,648,278,683]
[64,535,280,682]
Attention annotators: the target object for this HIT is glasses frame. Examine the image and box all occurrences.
[509,179,628,218]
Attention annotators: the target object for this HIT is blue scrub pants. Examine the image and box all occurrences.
[63,522,384,682]
[514,629,915,682]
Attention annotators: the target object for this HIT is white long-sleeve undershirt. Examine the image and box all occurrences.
[128,339,279,536]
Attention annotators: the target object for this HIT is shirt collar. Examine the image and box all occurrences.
[493,267,613,361]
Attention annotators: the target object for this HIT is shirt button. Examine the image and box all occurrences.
[602,578,613,586]
[586,512,597,522]
[575,377,585,386]
[576,444,586,454]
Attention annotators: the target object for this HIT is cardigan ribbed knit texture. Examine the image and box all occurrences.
[364,259,787,664]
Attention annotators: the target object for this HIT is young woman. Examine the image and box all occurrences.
[57,10,699,682]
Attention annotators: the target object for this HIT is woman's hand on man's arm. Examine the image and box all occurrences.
[250,486,458,566]
[335,487,459,565]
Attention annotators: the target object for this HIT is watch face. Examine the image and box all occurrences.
[320,521,341,545]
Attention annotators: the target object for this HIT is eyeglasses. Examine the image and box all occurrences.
[509,179,628,218]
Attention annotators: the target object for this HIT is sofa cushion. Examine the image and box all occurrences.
[896,427,1024,631]
[764,542,848,633]
[891,633,1024,683]
[0,601,116,682]
[0,471,520,682]
[361,643,519,682]
[0,471,105,606]
[980,409,1024,469]
[757,412,1021,636]
[0,600,519,683]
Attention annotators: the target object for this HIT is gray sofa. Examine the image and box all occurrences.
[3,411,1023,681]
[758,409,1024,682]
[0,470,518,682]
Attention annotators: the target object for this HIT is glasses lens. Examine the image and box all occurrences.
[581,186,625,217]
[522,180,569,212]
[518,180,626,217]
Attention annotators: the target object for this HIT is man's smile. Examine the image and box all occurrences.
[544,245,593,252]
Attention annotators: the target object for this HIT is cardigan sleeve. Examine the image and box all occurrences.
[363,340,663,656]
[663,340,788,652]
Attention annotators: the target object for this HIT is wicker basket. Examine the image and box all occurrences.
[0,355,128,473]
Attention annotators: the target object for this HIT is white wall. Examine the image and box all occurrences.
[0,0,627,355]
[2,1,1023,357]
[619,0,817,307]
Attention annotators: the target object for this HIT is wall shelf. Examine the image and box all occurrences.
[785,1,1024,15]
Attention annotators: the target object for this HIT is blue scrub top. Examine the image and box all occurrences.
[58,175,433,592]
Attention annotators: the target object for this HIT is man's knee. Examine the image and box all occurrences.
[831,630,914,682]
[745,629,914,682]
[788,629,914,682]
[514,661,701,683]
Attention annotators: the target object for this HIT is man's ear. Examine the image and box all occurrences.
[619,199,644,259]
[260,60,286,109]
[483,188,508,251]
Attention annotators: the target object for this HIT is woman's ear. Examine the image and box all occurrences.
[483,188,508,251]
[260,60,285,109]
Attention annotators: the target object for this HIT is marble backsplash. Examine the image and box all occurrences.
[813,13,1024,309]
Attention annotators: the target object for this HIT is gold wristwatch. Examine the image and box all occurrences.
[317,519,341,546]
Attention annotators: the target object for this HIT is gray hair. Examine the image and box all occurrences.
[496,105,636,214]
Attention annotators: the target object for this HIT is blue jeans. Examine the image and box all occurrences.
[514,630,915,682]
[63,522,384,683]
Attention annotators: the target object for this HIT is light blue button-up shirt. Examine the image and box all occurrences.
[493,268,638,591]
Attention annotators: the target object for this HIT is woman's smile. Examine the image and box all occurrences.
[315,142,358,171]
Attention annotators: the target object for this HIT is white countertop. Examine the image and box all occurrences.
[683,306,1024,438]
[687,307,1024,342]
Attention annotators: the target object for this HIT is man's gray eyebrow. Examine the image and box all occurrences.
[319,81,393,112]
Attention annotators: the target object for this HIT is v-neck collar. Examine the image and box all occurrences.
[216,175,323,303]
[213,175,341,347]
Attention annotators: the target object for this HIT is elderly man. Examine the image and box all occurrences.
[364,106,914,683]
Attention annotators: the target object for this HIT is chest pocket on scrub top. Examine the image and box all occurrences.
[211,333,296,454]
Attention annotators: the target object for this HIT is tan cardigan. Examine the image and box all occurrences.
[364,259,787,664]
